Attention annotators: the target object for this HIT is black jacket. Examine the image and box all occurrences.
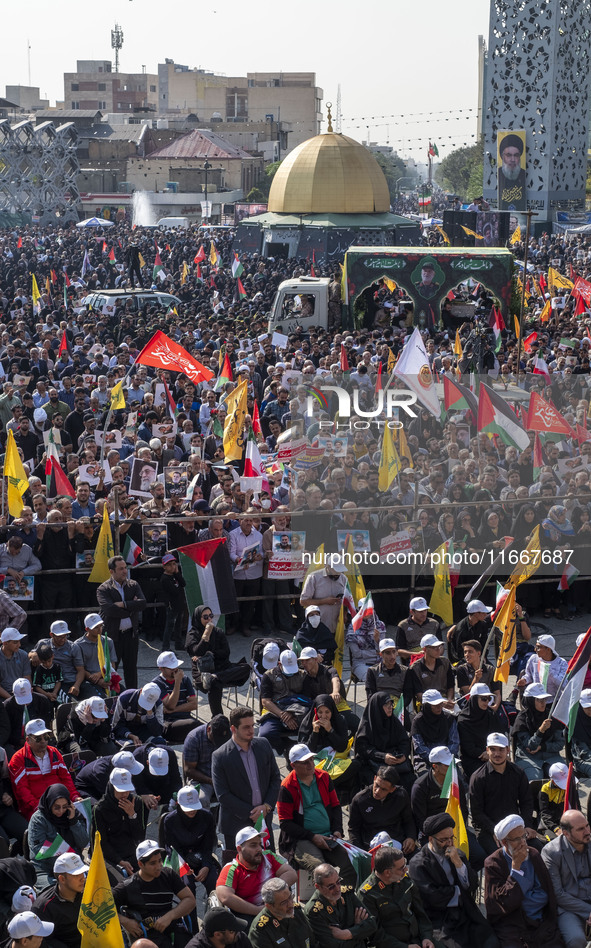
[4,693,52,750]
[469,759,534,835]
[348,784,415,850]
[91,785,148,868]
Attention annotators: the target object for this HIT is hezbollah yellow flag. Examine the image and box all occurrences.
[89,504,114,584]
[504,525,541,592]
[460,225,483,240]
[454,331,463,359]
[334,601,345,678]
[540,299,551,323]
[378,424,401,491]
[110,380,125,410]
[494,585,517,682]
[181,260,189,285]
[31,274,41,311]
[514,315,520,338]
[209,241,218,267]
[436,224,450,245]
[510,224,521,245]
[138,252,146,269]
[383,276,397,292]
[223,378,248,462]
[443,760,469,858]
[387,348,396,372]
[78,831,124,948]
[429,541,453,626]
[548,266,573,293]
[344,534,366,605]
[5,429,29,517]
[340,259,348,305]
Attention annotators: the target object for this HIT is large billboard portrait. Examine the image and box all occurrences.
[497,130,526,211]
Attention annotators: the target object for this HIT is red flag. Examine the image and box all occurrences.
[522,331,538,353]
[50,269,57,285]
[575,293,587,317]
[570,263,575,283]
[539,272,547,294]
[194,245,206,264]
[108,247,116,264]
[526,392,574,436]
[17,237,22,249]
[102,240,107,252]
[58,330,68,356]
[563,761,580,814]
[375,361,383,394]
[252,399,262,437]
[340,343,349,372]
[176,537,226,566]
[576,423,590,445]
[64,272,71,288]
[135,330,214,383]
[162,378,177,418]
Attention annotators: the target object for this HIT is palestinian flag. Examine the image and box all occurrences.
[178,538,238,621]
[443,376,478,416]
[108,247,116,266]
[552,627,591,739]
[563,762,581,814]
[428,142,439,158]
[558,564,580,591]
[533,433,544,482]
[231,252,244,279]
[477,383,530,450]
[164,848,191,877]
[45,455,75,499]
[35,836,75,861]
[123,535,142,566]
[463,541,514,605]
[237,277,247,299]
[333,838,372,884]
[215,352,233,391]
[441,758,469,857]
[153,252,163,281]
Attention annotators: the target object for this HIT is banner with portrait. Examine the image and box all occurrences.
[497,129,526,211]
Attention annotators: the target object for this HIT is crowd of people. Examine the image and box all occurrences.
[1,216,591,948]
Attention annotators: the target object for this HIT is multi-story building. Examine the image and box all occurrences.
[64,61,158,114]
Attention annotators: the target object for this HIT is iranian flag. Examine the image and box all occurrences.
[440,758,469,857]
[477,383,530,450]
[35,836,75,861]
[123,535,142,566]
[533,356,551,385]
[232,252,244,279]
[443,376,478,416]
[255,811,272,850]
[164,848,191,877]
[351,593,375,633]
[418,191,432,206]
[153,252,163,281]
[552,627,591,739]
[215,352,233,391]
[558,564,580,591]
[178,538,238,621]
[243,435,270,494]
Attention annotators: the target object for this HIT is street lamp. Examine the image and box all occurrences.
[202,159,212,221]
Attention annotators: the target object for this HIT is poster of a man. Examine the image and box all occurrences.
[413,258,441,299]
[129,458,159,497]
[497,130,526,211]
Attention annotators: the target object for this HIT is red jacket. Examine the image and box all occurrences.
[277,767,342,860]
[8,743,80,819]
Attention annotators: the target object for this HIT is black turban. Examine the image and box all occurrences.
[499,133,524,156]
[423,813,455,837]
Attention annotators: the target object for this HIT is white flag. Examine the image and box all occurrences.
[393,327,441,418]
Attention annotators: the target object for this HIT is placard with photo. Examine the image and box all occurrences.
[76,550,96,570]
[94,429,123,449]
[165,464,188,498]
[152,421,177,439]
[271,530,306,553]
[4,575,34,599]
[142,523,167,558]
[82,374,96,388]
[129,457,159,497]
[153,383,168,411]
[124,411,138,439]
[337,529,371,552]
[42,427,62,448]
[79,460,112,487]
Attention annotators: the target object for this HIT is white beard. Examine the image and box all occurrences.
[502,163,522,182]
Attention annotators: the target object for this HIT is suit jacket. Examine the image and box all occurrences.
[407,842,482,931]
[484,846,560,940]
[96,576,147,639]
[542,834,591,918]
[211,736,280,839]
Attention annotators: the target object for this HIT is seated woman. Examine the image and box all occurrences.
[539,762,577,839]
[294,605,337,665]
[28,784,89,888]
[92,767,149,875]
[457,683,504,780]
[185,605,249,717]
[354,691,414,793]
[345,598,384,681]
[160,785,219,895]
[410,689,459,776]
[67,696,117,756]
[298,694,360,794]
[570,688,591,777]
[511,682,565,781]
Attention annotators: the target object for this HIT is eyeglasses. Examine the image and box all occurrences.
[322,878,342,890]
[433,834,454,844]
[30,734,50,742]
[201,612,213,619]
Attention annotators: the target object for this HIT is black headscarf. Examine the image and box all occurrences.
[295,616,337,660]
[192,604,220,632]
[37,783,80,848]
[298,694,348,752]
[511,696,562,746]
[411,703,453,747]
[457,694,499,753]
[355,691,409,757]
[572,705,591,747]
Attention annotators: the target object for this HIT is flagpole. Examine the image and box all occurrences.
[515,211,535,373]
[99,362,137,467]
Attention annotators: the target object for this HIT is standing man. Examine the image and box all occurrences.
[228,512,264,637]
[96,555,147,689]
[212,706,281,863]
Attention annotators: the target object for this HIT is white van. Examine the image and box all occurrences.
[156,217,190,229]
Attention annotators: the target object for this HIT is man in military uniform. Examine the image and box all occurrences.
[413,260,440,300]
[304,864,376,948]
[395,597,442,665]
[357,845,440,948]
[250,879,315,948]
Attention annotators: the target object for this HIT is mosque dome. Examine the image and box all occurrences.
[268,130,391,214]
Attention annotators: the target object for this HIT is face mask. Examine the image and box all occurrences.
[309,615,321,628]
[261,500,271,509]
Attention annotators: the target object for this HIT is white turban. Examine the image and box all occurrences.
[494,814,524,842]
[369,831,401,850]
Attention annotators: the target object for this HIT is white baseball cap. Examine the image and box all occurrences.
[111,750,144,775]
[1,628,26,643]
[422,689,445,705]
[410,597,429,611]
[470,683,495,699]
[87,696,108,719]
[84,613,103,630]
[279,650,299,675]
[580,688,591,708]
[109,767,135,792]
[8,913,54,940]
[428,746,453,765]
[487,731,509,747]
[549,762,574,790]
[379,638,397,652]
[148,747,169,776]
[11,886,36,913]
[537,634,557,654]
[467,600,492,614]
[369,830,401,850]
[327,553,347,573]
[136,840,165,862]
[25,718,51,737]
[177,786,202,812]
[50,620,71,637]
[305,605,321,616]
[262,642,280,669]
[157,651,183,669]
[53,852,88,876]
[420,633,442,649]
[524,682,552,702]
[235,826,261,848]
[299,647,318,660]
[13,678,32,706]
[289,743,315,763]
[138,682,161,710]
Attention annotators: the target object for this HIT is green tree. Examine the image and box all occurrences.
[371,150,415,204]
[246,187,265,202]
[435,144,483,199]
[252,160,283,200]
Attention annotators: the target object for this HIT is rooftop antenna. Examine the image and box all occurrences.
[111,23,124,73]
[336,84,342,133]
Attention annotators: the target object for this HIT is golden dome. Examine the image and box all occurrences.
[268,132,391,214]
